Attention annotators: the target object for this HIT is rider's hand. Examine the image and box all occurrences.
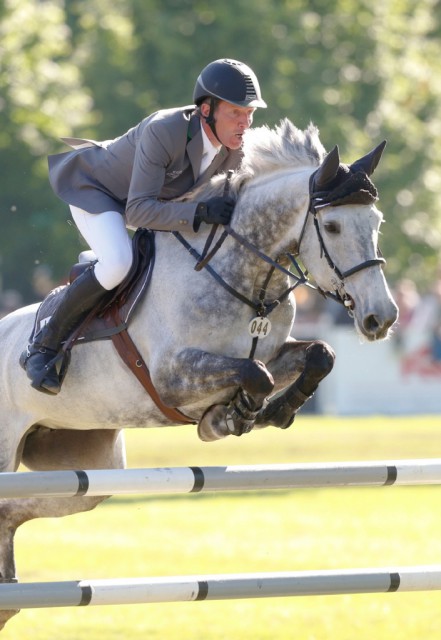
[194,196,235,230]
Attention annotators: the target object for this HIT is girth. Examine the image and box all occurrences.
[104,306,195,425]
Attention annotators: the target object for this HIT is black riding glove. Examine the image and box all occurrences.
[193,196,235,231]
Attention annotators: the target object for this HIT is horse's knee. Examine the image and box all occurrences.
[287,341,335,401]
[305,341,335,378]
[240,359,274,398]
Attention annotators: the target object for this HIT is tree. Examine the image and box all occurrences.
[0,0,93,300]
[1,0,440,304]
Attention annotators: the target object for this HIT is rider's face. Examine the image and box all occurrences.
[201,100,255,149]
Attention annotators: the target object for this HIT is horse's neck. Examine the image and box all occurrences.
[233,168,312,258]
[158,167,313,305]
[219,221,308,303]
[199,168,311,300]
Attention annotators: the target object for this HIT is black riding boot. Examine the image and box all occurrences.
[21,267,108,395]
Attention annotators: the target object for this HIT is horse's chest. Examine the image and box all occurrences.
[219,303,293,358]
[148,259,294,359]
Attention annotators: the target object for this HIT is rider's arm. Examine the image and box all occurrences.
[125,120,198,232]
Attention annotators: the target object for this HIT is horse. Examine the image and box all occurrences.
[0,119,398,628]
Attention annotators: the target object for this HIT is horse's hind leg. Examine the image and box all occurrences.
[0,428,125,630]
[255,338,335,429]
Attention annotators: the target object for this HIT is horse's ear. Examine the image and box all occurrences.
[314,145,340,189]
[350,140,387,176]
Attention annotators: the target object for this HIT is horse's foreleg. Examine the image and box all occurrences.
[157,349,274,406]
[199,339,335,441]
[255,338,335,429]
[154,349,274,442]
[198,386,267,442]
[195,358,275,442]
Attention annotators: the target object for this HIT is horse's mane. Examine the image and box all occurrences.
[240,119,326,178]
[179,119,327,201]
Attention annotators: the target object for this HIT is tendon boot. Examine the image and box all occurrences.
[20,267,108,395]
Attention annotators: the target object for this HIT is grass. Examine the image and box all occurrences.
[3,415,441,639]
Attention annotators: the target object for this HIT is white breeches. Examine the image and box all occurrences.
[70,206,133,291]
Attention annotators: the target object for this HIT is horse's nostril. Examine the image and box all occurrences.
[364,314,380,334]
[363,314,396,339]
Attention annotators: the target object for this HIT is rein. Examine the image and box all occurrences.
[173,229,307,316]
[173,227,309,361]
[195,170,233,271]
[175,164,311,316]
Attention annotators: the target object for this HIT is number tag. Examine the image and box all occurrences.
[248,316,272,338]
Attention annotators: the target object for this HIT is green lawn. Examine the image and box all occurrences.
[4,416,441,639]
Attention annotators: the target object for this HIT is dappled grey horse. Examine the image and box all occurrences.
[0,119,397,628]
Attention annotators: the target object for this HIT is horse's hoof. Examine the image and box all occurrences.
[0,578,20,629]
[255,399,297,429]
[0,609,20,630]
[197,406,230,442]
[275,411,296,429]
[197,420,228,442]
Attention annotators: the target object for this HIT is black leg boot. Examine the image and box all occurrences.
[21,267,109,395]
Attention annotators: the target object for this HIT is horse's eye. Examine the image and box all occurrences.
[324,221,340,234]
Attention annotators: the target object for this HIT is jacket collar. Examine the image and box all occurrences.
[187,113,233,183]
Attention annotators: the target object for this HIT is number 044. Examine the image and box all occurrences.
[248,317,272,338]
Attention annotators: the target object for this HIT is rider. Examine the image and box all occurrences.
[21,58,267,395]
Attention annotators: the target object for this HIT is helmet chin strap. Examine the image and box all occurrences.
[203,98,224,146]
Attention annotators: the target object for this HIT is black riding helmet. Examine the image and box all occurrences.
[194,58,267,108]
[193,58,266,142]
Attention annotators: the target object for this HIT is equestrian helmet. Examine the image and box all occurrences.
[193,59,267,108]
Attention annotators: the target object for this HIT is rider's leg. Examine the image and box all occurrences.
[22,208,133,395]
[70,207,134,291]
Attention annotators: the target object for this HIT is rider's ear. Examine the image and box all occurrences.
[199,101,211,118]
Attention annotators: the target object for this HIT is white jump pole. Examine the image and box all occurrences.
[0,459,440,498]
[0,566,440,609]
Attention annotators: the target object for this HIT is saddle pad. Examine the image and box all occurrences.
[30,228,155,346]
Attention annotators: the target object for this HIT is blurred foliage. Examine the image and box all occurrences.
[1,0,440,303]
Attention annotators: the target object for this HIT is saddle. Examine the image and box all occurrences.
[32,229,194,424]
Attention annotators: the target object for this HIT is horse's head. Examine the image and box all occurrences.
[299,142,399,341]
[182,120,398,342]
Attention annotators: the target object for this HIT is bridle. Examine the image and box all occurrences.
[174,167,386,321]
[293,171,386,312]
